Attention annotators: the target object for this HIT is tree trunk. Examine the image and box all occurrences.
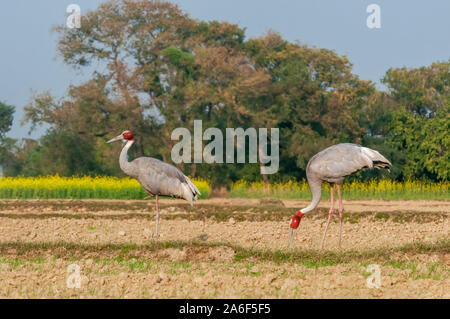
[258,145,269,184]
[190,163,197,178]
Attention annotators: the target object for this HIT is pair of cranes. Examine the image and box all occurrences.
[107,130,391,248]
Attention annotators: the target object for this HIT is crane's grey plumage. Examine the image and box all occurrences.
[119,143,200,204]
[289,143,391,248]
[108,130,200,239]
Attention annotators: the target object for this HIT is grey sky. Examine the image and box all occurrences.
[0,0,448,140]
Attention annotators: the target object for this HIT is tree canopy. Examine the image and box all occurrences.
[4,0,449,183]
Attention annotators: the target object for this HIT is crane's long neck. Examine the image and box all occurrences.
[301,179,322,214]
[120,140,135,177]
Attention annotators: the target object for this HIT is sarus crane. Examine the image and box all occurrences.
[107,130,201,240]
[289,143,391,249]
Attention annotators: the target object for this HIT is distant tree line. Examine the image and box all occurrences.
[0,0,448,185]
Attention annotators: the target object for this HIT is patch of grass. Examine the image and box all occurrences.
[119,243,137,255]
[0,257,25,269]
[343,212,361,224]
[384,260,446,280]
[30,257,46,264]
[126,259,153,273]
[361,270,371,279]
[0,239,447,274]
[233,239,450,267]
[375,213,390,220]
[167,261,193,275]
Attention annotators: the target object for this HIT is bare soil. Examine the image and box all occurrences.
[0,199,448,298]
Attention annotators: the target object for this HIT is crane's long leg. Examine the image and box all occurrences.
[320,185,335,250]
[155,195,160,240]
[337,185,344,249]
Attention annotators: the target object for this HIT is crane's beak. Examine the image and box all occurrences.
[289,211,305,248]
[107,135,123,144]
[289,229,295,248]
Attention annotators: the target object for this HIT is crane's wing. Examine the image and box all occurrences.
[307,144,391,183]
[131,157,201,204]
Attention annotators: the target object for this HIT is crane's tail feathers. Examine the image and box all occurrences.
[361,147,392,170]
[184,175,201,196]
[182,177,201,204]
[373,160,392,170]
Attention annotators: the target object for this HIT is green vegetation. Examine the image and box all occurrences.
[231,180,450,200]
[0,239,448,271]
[0,176,211,200]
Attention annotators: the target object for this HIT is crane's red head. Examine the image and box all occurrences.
[289,210,305,248]
[107,130,134,144]
[290,211,305,229]
[122,130,134,141]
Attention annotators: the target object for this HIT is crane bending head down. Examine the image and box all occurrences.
[288,143,392,249]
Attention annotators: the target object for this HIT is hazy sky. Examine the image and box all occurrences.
[0,0,449,140]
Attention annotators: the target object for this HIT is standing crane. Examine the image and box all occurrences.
[289,143,391,249]
[107,130,201,240]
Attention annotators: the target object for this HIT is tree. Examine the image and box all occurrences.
[0,102,16,176]
[19,130,104,177]
[31,0,265,184]
[23,76,150,175]
[0,102,14,137]
[382,61,449,117]
[244,32,375,180]
[386,108,449,181]
[382,61,450,181]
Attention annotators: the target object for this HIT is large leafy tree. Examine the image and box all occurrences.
[382,61,449,117]
[0,102,17,176]
[386,108,449,181]
[25,0,267,183]
[20,130,103,177]
[0,102,14,137]
[23,76,149,175]
[383,61,449,181]
[244,32,375,180]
